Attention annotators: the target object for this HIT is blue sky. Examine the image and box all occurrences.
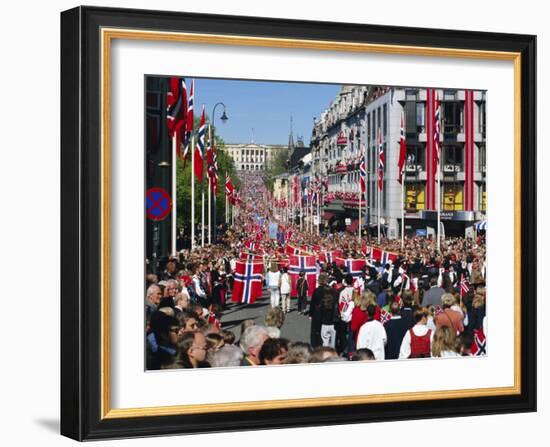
[192,78,341,146]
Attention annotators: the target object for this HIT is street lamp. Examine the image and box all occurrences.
[211,102,229,243]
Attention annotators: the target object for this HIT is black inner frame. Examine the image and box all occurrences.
[60,6,536,441]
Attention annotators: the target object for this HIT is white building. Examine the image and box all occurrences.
[223,143,287,172]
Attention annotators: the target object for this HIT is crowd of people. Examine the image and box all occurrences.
[145,173,487,370]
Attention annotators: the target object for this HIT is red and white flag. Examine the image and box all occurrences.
[397,112,407,184]
[377,127,385,190]
[343,258,367,277]
[182,79,194,165]
[225,174,234,198]
[232,261,263,304]
[289,254,317,298]
[194,105,206,182]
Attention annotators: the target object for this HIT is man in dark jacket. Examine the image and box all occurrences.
[384,301,409,360]
[309,273,332,348]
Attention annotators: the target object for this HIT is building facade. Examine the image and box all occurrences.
[309,85,487,238]
[224,143,288,172]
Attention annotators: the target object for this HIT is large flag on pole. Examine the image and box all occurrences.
[434,90,441,172]
[225,174,234,198]
[182,79,194,165]
[194,105,206,182]
[232,261,263,304]
[166,77,186,157]
[377,127,384,190]
[360,148,367,196]
[397,112,407,184]
[206,125,218,192]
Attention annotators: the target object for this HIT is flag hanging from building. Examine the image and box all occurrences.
[425,88,440,210]
[360,146,367,198]
[194,105,206,182]
[464,90,475,210]
[232,261,264,304]
[182,79,194,165]
[397,112,407,184]
[377,127,384,190]
[289,254,317,298]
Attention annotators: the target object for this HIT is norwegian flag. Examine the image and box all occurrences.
[182,79,194,165]
[289,254,317,298]
[240,252,263,263]
[333,256,347,268]
[232,261,264,304]
[225,174,235,199]
[285,244,301,256]
[470,329,487,356]
[380,250,398,266]
[166,77,187,159]
[194,105,206,182]
[459,275,470,296]
[206,125,218,193]
[377,127,384,190]
[397,111,407,184]
[361,244,372,257]
[243,240,259,251]
[293,175,299,206]
[434,90,441,171]
[360,147,367,197]
[343,258,367,278]
[319,250,342,265]
[380,308,392,325]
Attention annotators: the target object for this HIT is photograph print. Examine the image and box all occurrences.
[144,75,487,371]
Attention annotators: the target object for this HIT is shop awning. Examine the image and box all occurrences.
[475,220,487,231]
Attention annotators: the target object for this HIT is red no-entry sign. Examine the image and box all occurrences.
[146,187,172,221]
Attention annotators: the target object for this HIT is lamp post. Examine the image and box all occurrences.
[210,102,228,243]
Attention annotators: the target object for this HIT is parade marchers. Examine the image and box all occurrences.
[145,172,487,370]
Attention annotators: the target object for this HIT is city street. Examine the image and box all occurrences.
[221,288,311,343]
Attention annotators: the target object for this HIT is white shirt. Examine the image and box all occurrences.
[339,286,355,323]
[356,320,387,360]
[280,273,291,294]
[267,271,281,289]
[399,324,434,359]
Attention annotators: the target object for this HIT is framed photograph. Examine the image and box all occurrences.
[60,6,536,441]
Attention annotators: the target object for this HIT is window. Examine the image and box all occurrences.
[444,145,463,169]
[367,113,371,144]
[405,183,425,211]
[443,183,463,211]
[443,102,461,140]
[416,102,425,133]
[479,101,486,138]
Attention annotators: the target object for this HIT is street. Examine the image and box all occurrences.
[221,288,311,343]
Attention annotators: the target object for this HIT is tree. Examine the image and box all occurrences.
[175,116,239,231]
[264,148,289,192]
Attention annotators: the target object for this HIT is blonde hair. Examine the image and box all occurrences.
[361,290,377,310]
[432,326,458,357]
[440,293,456,308]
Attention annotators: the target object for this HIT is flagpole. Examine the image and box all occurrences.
[208,177,211,245]
[358,181,362,244]
[191,135,195,251]
[317,186,321,235]
[225,171,229,224]
[401,175,405,250]
[377,184,380,245]
[171,134,177,256]
[207,125,212,245]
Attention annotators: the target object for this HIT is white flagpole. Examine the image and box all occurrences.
[358,184,362,244]
[401,176,405,250]
[317,187,321,235]
[208,125,212,245]
[377,184,381,245]
[201,188,205,247]
[437,156,441,252]
[171,134,177,256]
[191,135,195,251]
[208,177,211,245]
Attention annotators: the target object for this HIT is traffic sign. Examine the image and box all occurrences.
[146,187,172,221]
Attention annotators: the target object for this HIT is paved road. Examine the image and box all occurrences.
[220,288,312,344]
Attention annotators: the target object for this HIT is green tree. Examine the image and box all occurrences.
[175,117,239,230]
[264,148,288,192]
